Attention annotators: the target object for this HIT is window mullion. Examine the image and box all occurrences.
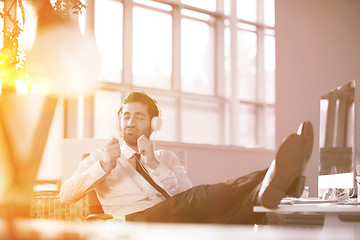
[215,0,225,144]
[172,4,182,142]
[84,0,95,35]
[257,0,266,147]
[257,29,265,147]
[229,0,238,145]
[123,0,133,85]
[172,5,181,91]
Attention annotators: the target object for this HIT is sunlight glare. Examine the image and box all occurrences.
[15,79,27,95]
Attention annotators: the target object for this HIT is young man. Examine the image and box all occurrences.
[60,91,314,224]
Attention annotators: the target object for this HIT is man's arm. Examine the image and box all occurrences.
[136,135,192,195]
[147,150,193,196]
[60,137,120,203]
[59,151,107,204]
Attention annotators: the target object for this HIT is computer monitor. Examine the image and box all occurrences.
[318,80,359,199]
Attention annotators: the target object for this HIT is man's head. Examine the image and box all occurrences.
[118,91,160,149]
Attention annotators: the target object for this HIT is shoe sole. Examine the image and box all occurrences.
[297,121,314,161]
[287,121,314,197]
[286,176,306,197]
[261,134,307,209]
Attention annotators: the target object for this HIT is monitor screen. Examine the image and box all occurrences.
[318,80,357,199]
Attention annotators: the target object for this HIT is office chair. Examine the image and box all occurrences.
[81,153,113,221]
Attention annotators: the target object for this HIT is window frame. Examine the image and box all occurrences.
[72,0,275,149]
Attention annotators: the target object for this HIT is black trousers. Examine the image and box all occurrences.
[126,169,267,224]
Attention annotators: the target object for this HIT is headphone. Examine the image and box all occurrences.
[151,116,162,132]
[149,94,162,132]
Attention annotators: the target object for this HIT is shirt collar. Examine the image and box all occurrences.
[121,142,138,160]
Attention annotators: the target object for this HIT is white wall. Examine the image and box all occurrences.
[158,141,274,186]
[275,0,360,196]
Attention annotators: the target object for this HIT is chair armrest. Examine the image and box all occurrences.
[86,213,113,222]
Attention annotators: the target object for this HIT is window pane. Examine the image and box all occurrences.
[237,30,257,101]
[181,0,217,12]
[224,0,231,15]
[264,106,275,149]
[94,90,122,138]
[264,0,275,27]
[95,0,123,83]
[264,35,275,104]
[133,7,172,89]
[236,0,256,22]
[181,19,214,95]
[153,96,177,142]
[182,100,219,144]
[237,104,256,146]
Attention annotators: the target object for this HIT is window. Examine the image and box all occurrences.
[94,90,122,138]
[181,99,221,144]
[95,0,123,83]
[84,0,275,149]
[236,0,257,22]
[181,15,214,95]
[133,6,172,89]
[237,28,257,102]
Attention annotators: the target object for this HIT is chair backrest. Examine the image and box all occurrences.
[81,152,104,215]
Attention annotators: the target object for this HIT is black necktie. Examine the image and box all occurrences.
[133,153,170,199]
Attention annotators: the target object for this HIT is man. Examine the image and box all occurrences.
[60,91,314,224]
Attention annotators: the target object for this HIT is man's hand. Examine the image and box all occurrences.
[100,137,120,173]
[137,135,159,170]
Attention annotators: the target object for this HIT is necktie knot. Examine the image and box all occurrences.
[133,153,141,172]
[133,153,141,160]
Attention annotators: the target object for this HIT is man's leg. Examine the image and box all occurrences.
[126,121,314,223]
[126,169,267,224]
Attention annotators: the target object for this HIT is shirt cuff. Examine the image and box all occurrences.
[148,162,172,182]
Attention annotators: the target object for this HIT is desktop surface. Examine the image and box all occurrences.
[253,198,360,230]
[254,197,360,213]
[1,218,359,240]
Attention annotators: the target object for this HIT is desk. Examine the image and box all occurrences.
[1,218,359,240]
[254,199,360,230]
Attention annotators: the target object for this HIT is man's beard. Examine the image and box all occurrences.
[123,130,140,147]
[121,127,151,147]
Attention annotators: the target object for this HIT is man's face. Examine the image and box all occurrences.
[119,102,152,149]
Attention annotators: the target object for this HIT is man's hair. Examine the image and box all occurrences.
[118,91,160,118]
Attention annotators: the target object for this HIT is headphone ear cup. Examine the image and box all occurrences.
[151,116,162,131]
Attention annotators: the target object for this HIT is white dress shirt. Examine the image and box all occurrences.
[59,143,193,220]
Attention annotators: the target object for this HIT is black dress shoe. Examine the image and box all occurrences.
[259,121,314,209]
[297,121,314,162]
[286,121,314,197]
